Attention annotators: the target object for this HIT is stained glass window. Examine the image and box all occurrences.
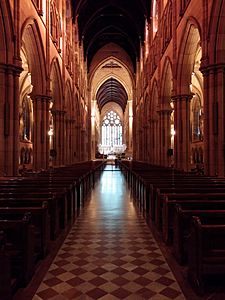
[101,111,122,147]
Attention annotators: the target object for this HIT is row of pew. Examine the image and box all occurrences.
[0,160,105,300]
[119,160,225,295]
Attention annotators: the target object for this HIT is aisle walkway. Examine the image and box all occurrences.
[33,165,185,300]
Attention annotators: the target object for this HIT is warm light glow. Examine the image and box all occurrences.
[171,128,176,136]
[48,128,54,136]
[152,0,158,36]
[145,19,149,58]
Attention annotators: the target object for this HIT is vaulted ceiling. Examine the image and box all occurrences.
[72,0,151,71]
[96,78,128,112]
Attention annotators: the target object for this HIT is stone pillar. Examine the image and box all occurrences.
[201,64,225,176]
[65,118,69,165]
[70,119,75,163]
[172,94,192,171]
[143,125,148,161]
[74,124,81,162]
[158,109,172,167]
[32,95,51,170]
[51,110,66,166]
[65,118,75,165]
[148,119,153,164]
[138,129,143,161]
[80,128,86,161]
[149,118,159,165]
[0,64,22,176]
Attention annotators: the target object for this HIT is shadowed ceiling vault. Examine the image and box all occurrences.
[72,0,151,71]
[96,78,128,112]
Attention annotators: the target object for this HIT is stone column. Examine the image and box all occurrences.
[51,109,66,166]
[138,129,143,161]
[0,64,22,176]
[158,109,172,167]
[143,125,148,161]
[80,128,86,161]
[74,124,81,162]
[172,94,192,171]
[65,118,75,165]
[149,118,159,165]
[201,64,225,176]
[148,119,153,164]
[65,118,69,165]
[32,95,51,170]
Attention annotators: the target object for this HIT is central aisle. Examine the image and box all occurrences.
[33,165,185,300]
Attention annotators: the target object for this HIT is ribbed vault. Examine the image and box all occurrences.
[96,78,128,112]
[72,0,151,70]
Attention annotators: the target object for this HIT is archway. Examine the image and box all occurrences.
[190,45,203,170]
[21,19,47,171]
[49,58,63,166]
[19,47,34,171]
[160,58,173,166]
[175,19,202,171]
[89,46,134,160]
[149,81,160,165]
[0,2,20,175]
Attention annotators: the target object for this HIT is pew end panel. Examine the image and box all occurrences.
[187,216,225,295]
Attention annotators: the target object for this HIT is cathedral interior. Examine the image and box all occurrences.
[1,0,225,299]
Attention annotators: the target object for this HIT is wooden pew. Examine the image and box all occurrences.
[187,216,225,295]
[155,188,225,231]
[0,213,35,292]
[0,201,49,258]
[161,194,225,243]
[0,196,60,240]
[0,231,12,300]
[148,179,225,220]
[0,160,105,298]
[173,204,225,264]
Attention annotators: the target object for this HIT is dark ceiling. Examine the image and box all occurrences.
[72,0,150,71]
[72,0,150,112]
[96,78,128,112]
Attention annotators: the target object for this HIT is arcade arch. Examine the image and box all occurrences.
[89,50,134,159]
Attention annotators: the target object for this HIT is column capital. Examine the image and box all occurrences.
[157,108,173,115]
[0,63,23,75]
[51,109,66,116]
[200,63,225,75]
[31,94,52,102]
[171,94,193,102]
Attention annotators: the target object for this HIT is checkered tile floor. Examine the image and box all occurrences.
[33,166,186,300]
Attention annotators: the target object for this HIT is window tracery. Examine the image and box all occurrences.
[162,1,172,52]
[152,0,158,38]
[19,95,33,142]
[101,111,122,147]
[50,0,62,50]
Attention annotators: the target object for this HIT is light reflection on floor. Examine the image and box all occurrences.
[31,164,185,300]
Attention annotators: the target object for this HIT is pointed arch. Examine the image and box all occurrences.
[208,0,225,64]
[144,92,150,122]
[150,79,159,120]
[74,92,80,120]
[161,57,173,107]
[0,1,14,64]
[176,18,202,95]
[21,18,47,95]
[65,80,73,116]
[50,58,63,109]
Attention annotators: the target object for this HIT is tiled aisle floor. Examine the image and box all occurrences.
[33,165,186,300]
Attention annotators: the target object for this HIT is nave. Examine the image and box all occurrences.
[15,165,188,300]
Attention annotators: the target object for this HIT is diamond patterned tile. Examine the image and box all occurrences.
[30,169,186,300]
